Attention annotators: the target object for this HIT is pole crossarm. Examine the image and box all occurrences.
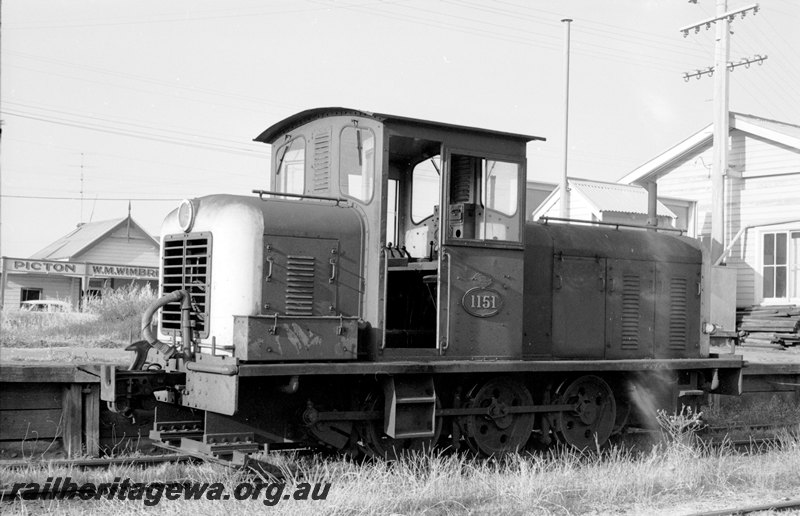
[680,3,759,36]
[682,54,767,81]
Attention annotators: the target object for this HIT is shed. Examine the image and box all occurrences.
[531,178,677,229]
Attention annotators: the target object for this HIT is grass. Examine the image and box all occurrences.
[704,391,800,427]
[0,284,156,350]
[2,425,800,515]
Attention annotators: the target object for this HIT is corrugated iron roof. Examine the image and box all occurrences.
[30,218,154,260]
[570,179,675,217]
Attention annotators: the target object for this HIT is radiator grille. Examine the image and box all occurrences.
[621,274,640,350]
[668,277,688,350]
[161,233,212,338]
[285,255,315,316]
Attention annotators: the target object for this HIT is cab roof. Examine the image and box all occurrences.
[254,107,545,145]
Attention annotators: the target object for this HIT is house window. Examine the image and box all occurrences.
[763,231,800,300]
[85,278,107,300]
[20,288,42,305]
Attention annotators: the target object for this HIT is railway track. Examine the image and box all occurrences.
[700,422,800,446]
[685,498,800,516]
[0,453,194,469]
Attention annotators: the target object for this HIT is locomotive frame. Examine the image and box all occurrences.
[102,108,743,458]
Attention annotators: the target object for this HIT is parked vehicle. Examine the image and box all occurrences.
[20,300,72,313]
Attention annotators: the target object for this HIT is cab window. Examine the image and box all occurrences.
[448,154,521,243]
[340,127,375,203]
[275,137,306,194]
[483,160,518,217]
[411,156,441,223]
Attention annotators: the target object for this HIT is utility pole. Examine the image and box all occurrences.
[711,0,730,263]
[680,2,764,262]
[560,18,572,219]
[80,153,85,223]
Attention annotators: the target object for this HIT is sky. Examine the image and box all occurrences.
[2,0,799,258]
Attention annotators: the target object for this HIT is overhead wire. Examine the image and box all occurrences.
[1,107,268,158]
[6,137,268,178]
[5,50,299,113]
[4,100,264,149]
[2,0,412,31]
[675,1,798,122]
[1,194,184,201]
[298,0,686,74]
[445,0,712,63]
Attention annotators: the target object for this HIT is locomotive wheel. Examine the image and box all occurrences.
[555,375,616,450]
[461,377,534,456]
[359,393,441,459]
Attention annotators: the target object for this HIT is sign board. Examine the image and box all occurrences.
[4,259,86,275]
[2,257,157,281]
[461,287,503,318]
[88,264,158,279]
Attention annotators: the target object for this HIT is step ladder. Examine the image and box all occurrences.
[383,375,437,439]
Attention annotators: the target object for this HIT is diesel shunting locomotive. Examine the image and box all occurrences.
[102,108,743,458]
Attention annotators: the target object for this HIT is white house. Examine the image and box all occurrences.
[619,113,800,307]
[0,216,159,310]
[531,178,677,229]
[525,180,556,221]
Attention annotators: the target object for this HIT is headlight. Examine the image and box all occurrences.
[178,199,195,232]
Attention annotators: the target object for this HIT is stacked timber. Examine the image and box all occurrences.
[737,305,800,349]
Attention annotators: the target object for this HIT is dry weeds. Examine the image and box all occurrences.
[2,430,799,515]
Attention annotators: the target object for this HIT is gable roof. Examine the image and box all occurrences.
[619,112,800,185]
[571,179,675,217]
[733,113,800,148]
[532,178,675,220]
[30,217,158,261]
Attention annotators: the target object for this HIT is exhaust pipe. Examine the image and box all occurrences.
[141,289,191,360]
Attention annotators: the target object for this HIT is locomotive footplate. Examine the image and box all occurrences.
[233,356,744,394]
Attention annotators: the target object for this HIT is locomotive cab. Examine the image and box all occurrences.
[255,108,542,359]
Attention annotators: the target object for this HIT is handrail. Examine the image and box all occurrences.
[713,218,800,266]
[538,216,686,235]
[252,189,349,206]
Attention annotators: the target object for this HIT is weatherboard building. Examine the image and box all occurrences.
[0,216,159,311]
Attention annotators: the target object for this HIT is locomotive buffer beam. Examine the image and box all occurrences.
[100,365,185,414]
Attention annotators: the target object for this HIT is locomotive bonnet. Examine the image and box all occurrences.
[103,108,743,458]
